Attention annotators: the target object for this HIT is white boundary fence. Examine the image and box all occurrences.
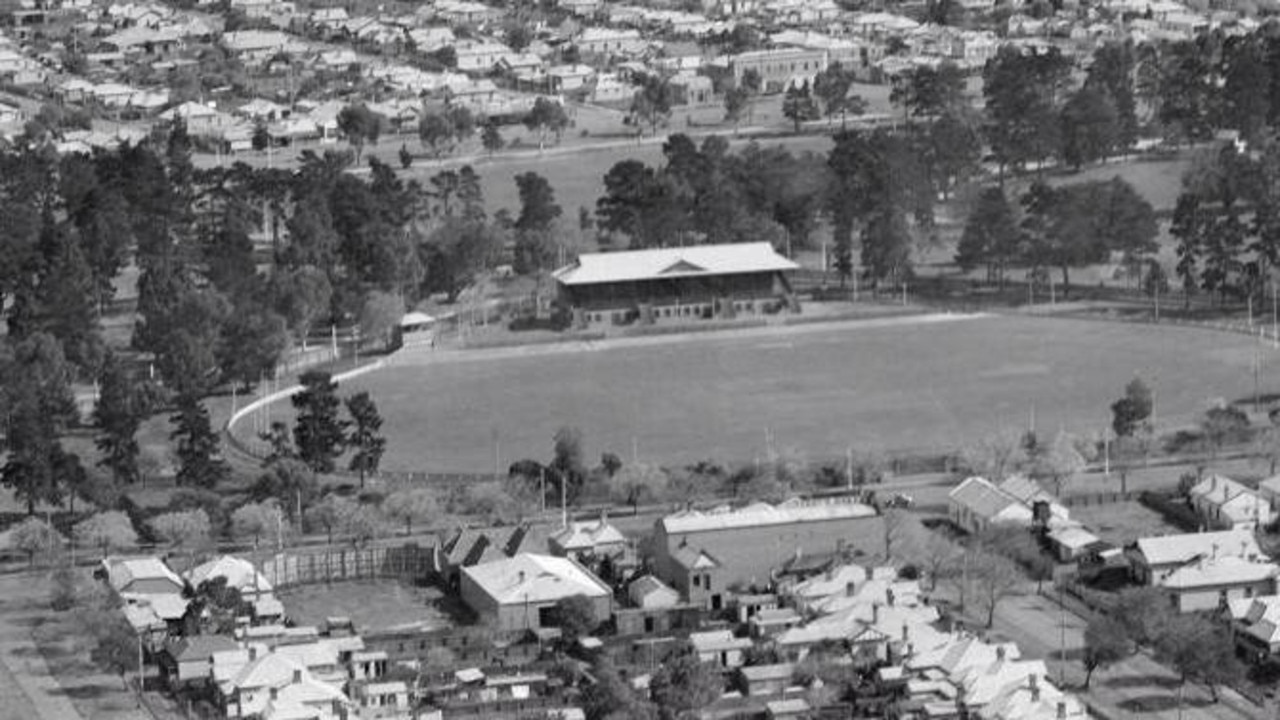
[224,359,388,459]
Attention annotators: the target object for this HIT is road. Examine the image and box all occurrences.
[980,587,1269,720]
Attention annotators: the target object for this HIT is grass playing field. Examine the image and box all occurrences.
[320,314,1277,473]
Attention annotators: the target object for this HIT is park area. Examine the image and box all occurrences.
[265,313,1278,473]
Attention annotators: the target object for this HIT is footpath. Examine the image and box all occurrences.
[0,575,87,720]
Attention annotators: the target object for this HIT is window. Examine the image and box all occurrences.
[692,575,701,588]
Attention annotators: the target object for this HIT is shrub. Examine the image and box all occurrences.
[1139,490,1202,532]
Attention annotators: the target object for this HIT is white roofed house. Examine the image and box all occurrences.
[553,242,800,327]
[947,477,1034,535]
[453,39,512,74]
[222,649,350,720]
[185,555,284,623]
[1127,528,1263,584]
[548,512,627,560]
[1158,555,1279,613]
[459,553,612,632]
[1189,474,1274,530]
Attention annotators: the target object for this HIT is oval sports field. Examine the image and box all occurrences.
[308,314,1277,473]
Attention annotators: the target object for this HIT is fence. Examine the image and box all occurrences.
[259,542,437,589]
[1059,491,1140,508]
[223,357,387,460]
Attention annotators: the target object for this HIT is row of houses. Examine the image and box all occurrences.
[100,554,416,720]
[949,472,1280,614]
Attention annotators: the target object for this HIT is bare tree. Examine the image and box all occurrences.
[968,551,1023,628]
[959,431,1029,480]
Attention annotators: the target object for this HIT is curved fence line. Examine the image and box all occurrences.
[223,358,389,459]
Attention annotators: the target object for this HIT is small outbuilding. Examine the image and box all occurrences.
[394,311,437,348]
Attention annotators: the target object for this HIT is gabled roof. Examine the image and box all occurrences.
[1133,529,1262,566]
[230,652,307,691]
[671,545,720,570]
[629,574,678,599]
[461,553,610,605]
[553,242,799,287]
[1189,474,1255,507]
[104,556,184,594]
[186,555,273,595]
[550,518,626,551]
[948,477,1030,522]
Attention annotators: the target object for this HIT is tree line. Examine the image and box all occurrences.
[0,118,571,516]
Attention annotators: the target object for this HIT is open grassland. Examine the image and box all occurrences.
[307,315,1276,473]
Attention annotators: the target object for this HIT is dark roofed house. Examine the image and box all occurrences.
[552,242,798,327]
[159,635,239,687]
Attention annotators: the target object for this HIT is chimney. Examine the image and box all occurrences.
[901,622,909,643]
[887,588,895,606]
[599,508,608,527]
[517,570,526,584]
[846,582,857,597]
[872,603,880,623]
[1212,543,1219,560]
[996,645,1006,661]
[1056,701,1067,719]
[1029,673,1039,702]
[293,669,302,684]
[248,646,258,661]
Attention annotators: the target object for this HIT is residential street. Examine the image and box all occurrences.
[985,588,1268,720]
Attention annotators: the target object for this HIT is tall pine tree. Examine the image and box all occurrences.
[292,371,347,473]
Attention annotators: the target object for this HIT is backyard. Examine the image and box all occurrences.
[279,579,458,633]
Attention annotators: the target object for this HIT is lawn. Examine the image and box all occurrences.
[282,314,1277,473]
[279,580,457,633]
[407,132,835,218]
[1069,501,1183,547]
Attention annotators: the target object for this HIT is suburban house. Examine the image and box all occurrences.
[1127,529,1264,585]
[652,497,882,608]
[548,514,627,559]
[1158,555,1280,612]
[438,524,546,587]
[738,663,795,697]
[947,477,1034,534]
[553,242,799,326]
[185,555,284,622]
[158,635,240,687]
[459,553,612,632]
[689,629,754,669]
[1228,594,1280,660]
[628,575,681,609]
[1190,474,1275,530]
[102,556,186,596]
[221,649,350,719]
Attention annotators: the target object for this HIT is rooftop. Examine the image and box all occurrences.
[553,242,798,287]
[461,553,610,604]
[1134,529,1263,566]
[660,498,876,535]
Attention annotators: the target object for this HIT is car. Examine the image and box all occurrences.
[886,493,914,508]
